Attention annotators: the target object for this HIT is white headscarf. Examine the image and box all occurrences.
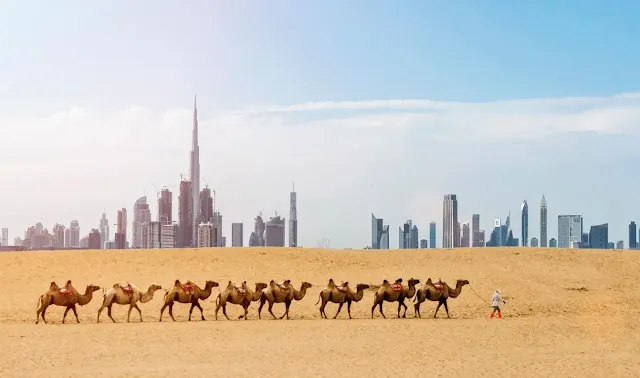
[495,289,501,294]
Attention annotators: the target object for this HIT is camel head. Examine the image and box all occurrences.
[205,281,219,289]
[255,282,268,291]
[407,278,420,287]
[149,284,162,292]
[356,284,370,291]
[86,284,101,293]
[301,282,313,290]
[457,279,470,287]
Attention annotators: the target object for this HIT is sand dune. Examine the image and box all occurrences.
[1,247,639,377]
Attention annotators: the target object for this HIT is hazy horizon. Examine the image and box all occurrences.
[2,1,640,248]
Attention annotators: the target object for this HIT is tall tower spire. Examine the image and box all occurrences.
[190,94,201,247]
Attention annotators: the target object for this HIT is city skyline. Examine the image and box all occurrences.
[2,2,640,248]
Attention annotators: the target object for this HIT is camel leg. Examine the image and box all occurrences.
[347,300,353,319]
[133,303,143,322]
[268,301,278,320]
[62,307,71,324]
[168,303,176,321]
[127,305,134,323]
[107,303,116,323]
[188,302,196,321]
[159,302,169,322]
[401,300,408,318]
[371,297,378,319]
[222,303,231,320]
[195,301,205,320]
[378,301,386,319]
[443,300,450,318]
[333,302,344,319]
[434,301,443,318]
[320,299,328,319]
[414,300,421,318]
[41,306,49,324]
[36,301,46,324]
[280,300,292,320]
[71,305,80,323]
[397,302,402,318]
[97,303,106,323]
[241,304,249,320]
[258,296,266,320]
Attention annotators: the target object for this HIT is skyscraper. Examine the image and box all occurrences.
[133,196,151,248]
[540,195,548,247]
[471,214,481,247]
[521,200,529,247]
[629,222,637,249]
[1,228,7,246]
[158,189,172,224]
[429,222,436,248]
[461,222,470,247]
[99,212,109,248]
[589,223,609,249]
[232,223,243,247]
[265,214,286,247]
[371,214,389,249]
[557,215,582,248]
[179,179,193,247]
[190,95,201,249]
[289,184,297,247]
[212,212,222,247]
[199,186,214,224]
[115,208,127,249]
[52,224,65,248]
[442,194,459,248]
[68,220,80,248]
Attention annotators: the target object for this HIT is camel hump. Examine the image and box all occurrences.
[174,279,181,286]
[383,279,389,284]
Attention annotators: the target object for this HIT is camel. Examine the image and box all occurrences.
[159,279,219,321]
[315,279,370,319]
[36,280,101,324]
[96,282,163,323]
[258,280,312,320]
[371,278,420,319]
[215,281,268,320]
[413,278,469,318]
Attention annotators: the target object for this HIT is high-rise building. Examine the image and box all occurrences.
[52,224,65,248]
[411,225,418,248]
[80,236,89,248]
[88,229,101,249]
[589,223,608,249]
[420,239,428,248]
[429,222,436,248]
[471,214,482,247]
[158,189,172,223]
[199,186,214,224]
[212,212,222,247]
[190,96,201,248]
[531,237,539,247]
[99,212,109,249]
[116,208,127,249]
[558,215,583,248]
[178,179,193,247]
[399,220,413,249]
[461,222,470,247]
[68,220,80,248]
[197,222,216,248]
[289,184,297,247]
[221,236,226,247]
[629,222,637,249]
[371,214,390,249]
[1,228,7,246]
[265,214,286,247]
[133,197,151,248]
[549,238,557,247]
[616,240,624,250]
[540,195,548,247]
[443,194,459,248]
[232,223,243,247]
[249,213,266,247]
[521,200,529,247]
[142,221,178,249]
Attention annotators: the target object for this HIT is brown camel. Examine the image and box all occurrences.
[258,280,312,320]
[371,278,420,319]
[96,282,163,323]
[215,281,268,320]
[36,280,101,324]
[159,279,219,321]
[315,279,370,319]
[413,278,469,318]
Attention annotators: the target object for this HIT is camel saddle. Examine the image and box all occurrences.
[276,282,290,292]
[336,285,348,293]
[433,283,444,291]
[119,283,134,294]
[391,283,403,292]
[234,285,247,296]
[59,286,74,295]
[181,282,195,295]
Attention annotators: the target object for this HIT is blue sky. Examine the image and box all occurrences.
[1,1,639,248]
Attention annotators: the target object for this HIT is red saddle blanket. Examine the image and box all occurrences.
[181,282,195,294]
[120,284,134,294]
[433,284,444,291]
[277,284,289,292]
[59,287,73,295]
[235,286,247,295]
[336,286,348,293]
[391,284,403,292]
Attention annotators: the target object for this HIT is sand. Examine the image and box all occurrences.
[0,247,639,377]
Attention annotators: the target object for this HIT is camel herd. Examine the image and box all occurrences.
[34,277,469,324]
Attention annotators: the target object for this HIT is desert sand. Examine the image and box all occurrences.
[0,247,639,377]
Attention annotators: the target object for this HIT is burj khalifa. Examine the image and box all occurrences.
[190,95,200,246]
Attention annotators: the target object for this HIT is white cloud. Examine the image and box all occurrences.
[1,92,640,247]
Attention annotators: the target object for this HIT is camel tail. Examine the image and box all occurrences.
[36,294,43,309]
[215,293,221,307]
[315,293,321,305]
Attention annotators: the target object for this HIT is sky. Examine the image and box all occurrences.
[1,0,640,248]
